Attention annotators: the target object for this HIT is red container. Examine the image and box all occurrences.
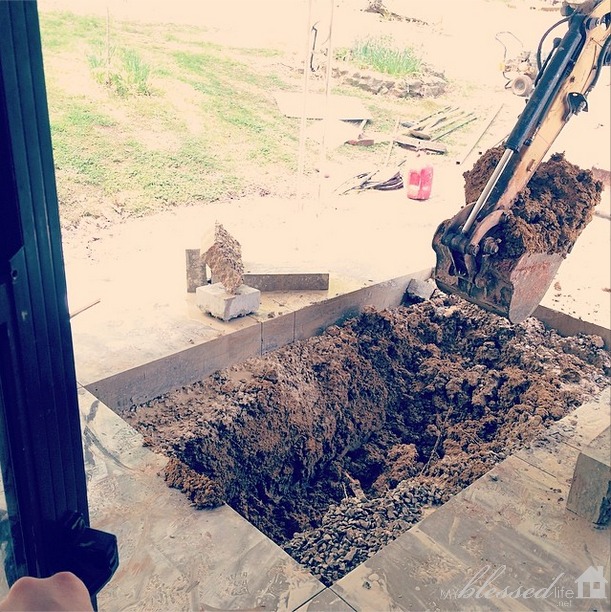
[406,164,433,200]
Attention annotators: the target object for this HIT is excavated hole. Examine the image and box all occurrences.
[119,294,610,586]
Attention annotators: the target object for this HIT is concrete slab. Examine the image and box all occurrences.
[332,525,475,612]
[516,391,611,481]
[546,387,611,449]
[295,588,357,611]
[85,323,263,410]
[69,266,611,611]
[70,273,611,609]
[566,426,611,524]
[515,433,581,484]
[406,277,437,301]
[262,311,296,354]
[185,248,207,293]
[71,303,610,612]
[243,272,330,292]
[293,272,430,341]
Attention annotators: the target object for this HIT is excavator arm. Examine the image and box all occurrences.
[432,0,610,323]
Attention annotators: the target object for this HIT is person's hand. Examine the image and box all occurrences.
[0,572,93,611]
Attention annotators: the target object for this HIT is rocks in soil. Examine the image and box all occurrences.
[284,480,446,585]
[164,457,225,508]
[120,294,610,585]
[406,277,437,302]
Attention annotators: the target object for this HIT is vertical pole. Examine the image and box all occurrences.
[297,0,314,200]
[318,0,336,198]
[105,7,111,86]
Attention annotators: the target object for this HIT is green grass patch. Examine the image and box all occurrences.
[120,138,235,210]
[52,99,219,192]
[50,97,120,186]
[88,45,153,97]
[39,12,104,52]
[173,48,263,88]
[172,49,297,164]
[51,97,240,214]
[231,47,283,58]
[38,11,300,219]
[337,35,422,76]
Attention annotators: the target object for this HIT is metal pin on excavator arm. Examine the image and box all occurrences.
[432,0,611,323]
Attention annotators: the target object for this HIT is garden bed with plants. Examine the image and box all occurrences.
[334,35,447,97]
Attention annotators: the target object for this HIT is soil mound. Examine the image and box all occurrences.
[120,294,609,583]
[463,147,603,258]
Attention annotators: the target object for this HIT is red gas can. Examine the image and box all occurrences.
[406,164,433,200]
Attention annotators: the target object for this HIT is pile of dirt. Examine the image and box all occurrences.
[463,147,603,259]
[120,294,609,584]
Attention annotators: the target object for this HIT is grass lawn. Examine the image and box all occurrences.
[38,9,462,228]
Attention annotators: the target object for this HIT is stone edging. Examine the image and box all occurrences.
[333,65,448,98]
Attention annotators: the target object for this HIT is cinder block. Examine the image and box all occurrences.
[243,272,329,292]
[185,249,207,293]
[567,426,611,525]
[405,277,436,302]
[196,283,260,322]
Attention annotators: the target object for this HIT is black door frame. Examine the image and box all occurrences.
[0,1,116,603]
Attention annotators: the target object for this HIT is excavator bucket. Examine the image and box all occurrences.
[431,0,609,324]
[432,219,565,323]
[431,150,600,325]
